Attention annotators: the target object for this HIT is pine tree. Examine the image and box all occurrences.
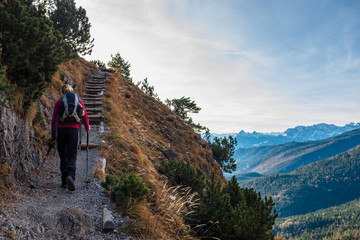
[107,52,132,82]
[139,77,160,101]
[190,175,278,240]
[0,0,65,110]
[49,0,94,58]
[165,96,206,132]
[204,130,237,173]
[90,59,106,68]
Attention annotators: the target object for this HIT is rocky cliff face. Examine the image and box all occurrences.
[0,105,40,186]
[0,58,95,191]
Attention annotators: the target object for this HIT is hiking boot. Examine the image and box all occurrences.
[66,176,75,191]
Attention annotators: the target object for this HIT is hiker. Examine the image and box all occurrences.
[51,84,90,191]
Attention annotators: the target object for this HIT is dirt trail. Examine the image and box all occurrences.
[0,70,130,240]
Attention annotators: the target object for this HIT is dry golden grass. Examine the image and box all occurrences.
[0,161,14,205]
[0,228,16,240]
[94,160,105,182]
[0,162,11,191]
[100,70,225,239]
[120,183,199,240]
[102,71,223,180]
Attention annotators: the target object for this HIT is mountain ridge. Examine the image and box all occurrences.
[210,122,360,149]
[243,144,360,218]
[233,128,360,174]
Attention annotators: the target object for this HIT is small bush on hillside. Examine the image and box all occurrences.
[161,159,278,239]
[0,66,15,108]
[204,130,237,173]
[160,159,205,194]
[107,52,132,82]
[138,77,160,101]
[189,175,278,240]
[32,107,45,125]
[90,60,106,68]
[165,96,206,133]
[101,169,150,211]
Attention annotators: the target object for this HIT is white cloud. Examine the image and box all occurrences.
[76,0,360,133]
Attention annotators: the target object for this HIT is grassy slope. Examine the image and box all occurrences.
[100,71,223,239]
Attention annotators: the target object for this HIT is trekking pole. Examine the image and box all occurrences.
[79,122,82,156]
[54,116,58,156]
[85,131,90,183]
[30,144,52,189]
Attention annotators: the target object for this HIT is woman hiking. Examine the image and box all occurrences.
[51,84,90,191]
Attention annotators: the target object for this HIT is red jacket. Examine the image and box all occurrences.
[51,97,90,139]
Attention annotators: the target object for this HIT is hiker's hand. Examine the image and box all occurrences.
[48,137,55,145]
[48,139,55,148]
[88,125,91,131]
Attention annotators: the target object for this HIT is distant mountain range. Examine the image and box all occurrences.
[233,128,360,174]
[211,122,360,149]
[243,144,360,218]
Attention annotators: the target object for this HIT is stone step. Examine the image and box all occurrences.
[82,98,102,102]
[92,76,106,80]
[80,143,99,149]
[87,111,102,115]
[86,84,105,88]
[88,115,103,121]
[87,81,105,84]
[89,119,102,124]
[88,114,103,118]
[88,116,103,124]
[83,99,102,103]
[86,81,105,84]
[82,94,102,98]
[85,87,105,91]
[84,101,103,106]
[85,90,104,94]
[86,107,102,113]
[86,106,102,110]
[85,88,104,92]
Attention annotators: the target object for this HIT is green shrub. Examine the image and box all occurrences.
[32,107,45,125]
[189,175,278,240]
[0,0,65,111]
[90,60,106,68]
[160,159,205,194]
[0,66,15,108]
[107,52,132,82]
[101,170,150,211]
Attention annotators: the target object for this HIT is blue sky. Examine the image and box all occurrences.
[76,0,360,133]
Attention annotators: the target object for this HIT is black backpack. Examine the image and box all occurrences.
[58,92,84,123]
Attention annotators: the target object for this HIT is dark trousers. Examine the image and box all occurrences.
[57,128,79,183]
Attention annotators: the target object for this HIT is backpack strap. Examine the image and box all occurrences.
[59,92,82,123]
[59,94,68,122]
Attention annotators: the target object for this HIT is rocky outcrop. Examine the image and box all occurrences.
[0,105,41,184]
[0,58,96,189]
